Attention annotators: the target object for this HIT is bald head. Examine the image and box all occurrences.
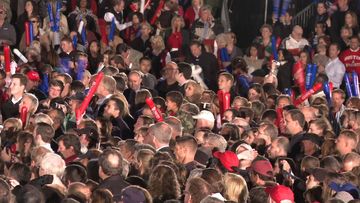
[292,25,304,41]
[98,149,123,178]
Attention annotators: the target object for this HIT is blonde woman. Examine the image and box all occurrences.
[148,35,168,78]
[231,96,251,110]
[184,80,204,105]
[2,118,23,132]
[165,15,189,55]
[223,173,249,203]
[345,11,359,35]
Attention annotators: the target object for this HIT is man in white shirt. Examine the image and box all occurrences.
[325,43,345,88]
[1,73,26,121]
[281,25,309,55]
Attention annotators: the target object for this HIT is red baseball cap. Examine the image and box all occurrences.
[265,185,294,203]
[249,159,274,178]
[27,70,40,82]
[213,151,239,172]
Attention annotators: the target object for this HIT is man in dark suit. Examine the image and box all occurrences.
[143,122,174,157]
[98,148,130,202]
[103,96,133,140]
[94,75,116,118]
[284,109,306,164]
[185,40,219,91]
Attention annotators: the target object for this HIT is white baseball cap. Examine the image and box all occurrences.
[192,110,215,123]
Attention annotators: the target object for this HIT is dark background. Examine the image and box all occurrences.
[228,0,313,50]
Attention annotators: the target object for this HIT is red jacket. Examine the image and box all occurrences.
[339,48,360,75]
[184,6,196,28]
[167,32,183,50]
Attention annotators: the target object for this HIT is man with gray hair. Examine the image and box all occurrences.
[280,25,309,54]
[19,93,39,116]
[201,133,227,156]
[95,75,116,117]
[193,110,215,130]
[144,122,174,156]
[164,116,183,140]
[39,153,66,191]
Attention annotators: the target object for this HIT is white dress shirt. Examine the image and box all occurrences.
[325,57,345,88]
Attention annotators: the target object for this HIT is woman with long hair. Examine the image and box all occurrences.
[248,83,266,102]
[146,35,168,78]
[124,12,144,43]
[95,117,115,148]
[16,0,39,46]
[148,164,181,202]
[344,11,359,36]
[276,49,295,91]
[232,57,251,98]
[308,117,333,138]
[133,149,154,181]
[87,40,102,74]
[244,44,265,76]
[19,15,42,52]
[43,0,69,45]
[165,15,190,57]
[1,131,35,165]
[223,173,249,203]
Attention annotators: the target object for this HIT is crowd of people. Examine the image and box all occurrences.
[0,0,359,202]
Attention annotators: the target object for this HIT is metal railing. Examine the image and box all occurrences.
[291,2,316,28]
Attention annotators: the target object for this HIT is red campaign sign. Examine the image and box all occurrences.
[294,83,323,106]
[20,106,28,128]
[76,72,104,125]
[145,97,163,122]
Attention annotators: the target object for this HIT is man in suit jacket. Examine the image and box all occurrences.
[98,148,130,202]
[94,75,116,118]
[103,96,133,140]
[143,122,174,157]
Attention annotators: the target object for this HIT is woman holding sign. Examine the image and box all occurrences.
[276,49,295,92]
[19,15,41,52]
[42,0,69,45]
[15,0,39,46]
